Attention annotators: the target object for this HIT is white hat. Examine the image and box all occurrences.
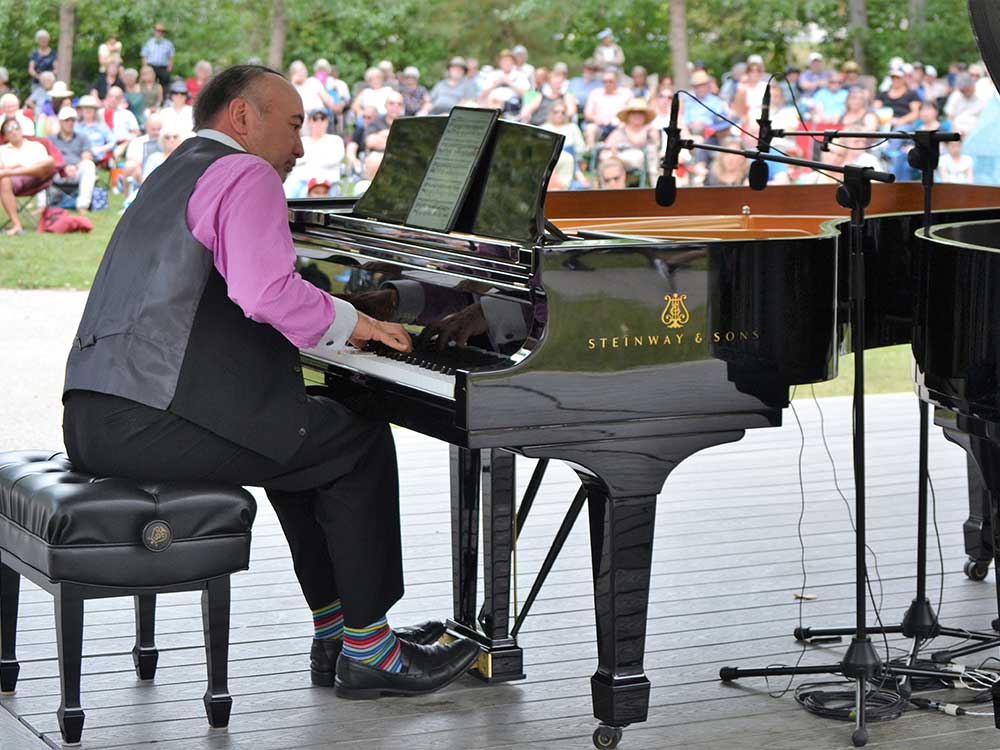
[77,94,100,109]
[747,54,764,67]
[402,66,420,78]
[925,64,938,77]
[808,52,823,63]
[58,107,78,120]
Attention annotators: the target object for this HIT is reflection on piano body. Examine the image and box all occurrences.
[290,182,1000,736]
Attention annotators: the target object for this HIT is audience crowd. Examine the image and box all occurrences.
[2,22,1000,234]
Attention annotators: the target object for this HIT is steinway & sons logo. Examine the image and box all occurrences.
[661,293,690,329]
[586,291,759,351]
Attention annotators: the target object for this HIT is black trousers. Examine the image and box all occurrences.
[151,65,171,96]
[63,389,403,628]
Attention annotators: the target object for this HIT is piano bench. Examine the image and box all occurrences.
[0,449,256,746]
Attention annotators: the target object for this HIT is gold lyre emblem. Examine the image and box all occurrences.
[660,293,690,329]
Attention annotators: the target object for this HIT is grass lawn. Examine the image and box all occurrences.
[0,205,918,396]
[0,193,124,289]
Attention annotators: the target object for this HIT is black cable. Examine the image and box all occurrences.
[795,680,907,722]
[764,387,811,699]
[811,385,892,662]
[782,76,892,152]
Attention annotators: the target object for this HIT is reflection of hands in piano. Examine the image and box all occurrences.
[417,303,488,351]
[348,312,413,353]
[341,288,398,321]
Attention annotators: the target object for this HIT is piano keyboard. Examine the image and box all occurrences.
[302,343,511,401]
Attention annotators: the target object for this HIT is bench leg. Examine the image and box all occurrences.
[202,577,232,729]
[55,585,85,745]
[0,557,19,694]
[132,594,158,680]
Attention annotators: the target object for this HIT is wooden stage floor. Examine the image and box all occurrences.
[3,392,1000,750]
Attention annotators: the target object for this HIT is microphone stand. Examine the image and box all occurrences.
[776,129,1000,673]
[673,140,951,747]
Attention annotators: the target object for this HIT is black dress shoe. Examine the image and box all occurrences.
[334,637,480,699]
[310,620,447,687]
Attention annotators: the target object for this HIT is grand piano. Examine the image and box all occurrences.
[290,174,1000,745]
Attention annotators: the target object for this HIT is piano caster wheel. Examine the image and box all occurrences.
[964,558,990,581]
[593,725,623,749]
[851,727,868,747]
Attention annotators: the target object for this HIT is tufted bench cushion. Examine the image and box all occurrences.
[0,449,256,587]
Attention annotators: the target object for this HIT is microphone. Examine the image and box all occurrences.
[749,85,772,191]
[656,94,682,206]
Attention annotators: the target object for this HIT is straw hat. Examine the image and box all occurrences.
[617,98,655,124]
[690,70,712,87]
[77,94,100,109]
[49,81,74,99]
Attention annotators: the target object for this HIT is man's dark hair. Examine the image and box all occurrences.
[193,64,283,130]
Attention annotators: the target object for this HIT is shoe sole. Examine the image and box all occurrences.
[333,648,479,699]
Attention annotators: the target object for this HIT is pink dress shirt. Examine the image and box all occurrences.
[185,131,356,350]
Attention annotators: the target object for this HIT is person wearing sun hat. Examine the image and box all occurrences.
[601,97,659,177]
[429,57,477,114]
[75,94,115,163]
[141,22,175,92]
[683,69,729,136]
[159,79,194,136]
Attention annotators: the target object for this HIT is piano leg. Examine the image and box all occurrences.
[447,447,525,683]
[964,453,994,581]
[586,484,656,732]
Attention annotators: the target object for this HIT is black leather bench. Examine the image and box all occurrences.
[0,450,256,745]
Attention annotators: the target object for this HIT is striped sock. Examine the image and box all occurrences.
[341,616,403,673]
[312,600,344,641]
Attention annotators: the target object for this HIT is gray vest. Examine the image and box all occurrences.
[64,136,309,464]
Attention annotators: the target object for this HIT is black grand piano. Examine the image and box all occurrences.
[289,116,1000,745]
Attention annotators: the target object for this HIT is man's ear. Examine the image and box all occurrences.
[228,97,251,137]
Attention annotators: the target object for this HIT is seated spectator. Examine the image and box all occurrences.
[39,81,75,136]
[75,95,115,164]
[945,73,985,136]
[313,59,350,129]
[307,177,331,197]
[283,109,346,199]
[139,125,184,181]
[630,66,650,99]
[138,64,163,111]
[363,92,404,152]
[798,142,847,184]
[512,45,535,83]
[353,67,393,115]
[812,73,848,121]
[377,60,398,90]
[49,107,97,212]
[1,94,35,134]
[649,88,674,131]
[25,71,56,117]
[732,55,768,124]
[705,136,749,186]
[875,65,921,129]
[938,139,974,183]
[98,33,123,73]
[121,68,147,126]
[353,150,384,196]
[466,57,485,94]
[103,86,140,159]
[158,80,194,136]
[539,101,585,155]
[683,71,729,138]
[840,86,880,131]
[548,149,575,190]
[583,69,633,148]
[481,49,530,114]
[923,65,949,107]
[597,156,627,188]
[798,53,830,95]
[429,57,478,115]
[600,98,659,178]
[521,66,577,125]
[122,113,162,195]
[288,60,334,116]
[521,67,548,113]
[346,106,379,174]
[398,66,430,116]
[90,59,125,103]
[0,117,56,234]
[185,60,213,102]
[568,59,602,110]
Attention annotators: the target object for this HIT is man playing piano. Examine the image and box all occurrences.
[61,64,480,699]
